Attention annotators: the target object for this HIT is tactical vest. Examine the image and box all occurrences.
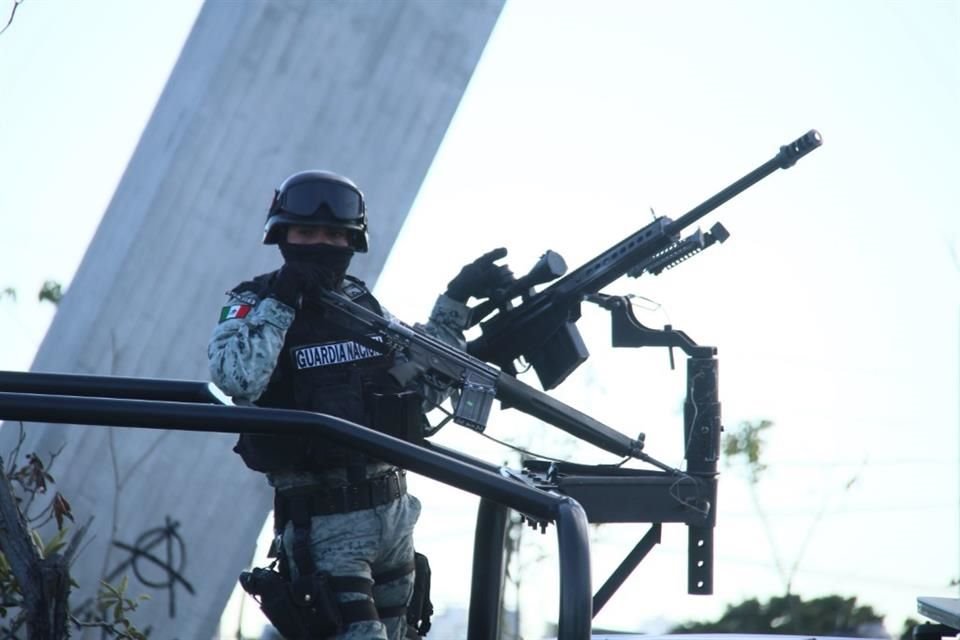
[234,274,413,473]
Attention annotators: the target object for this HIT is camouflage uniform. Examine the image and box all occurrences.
[209,276,469,640]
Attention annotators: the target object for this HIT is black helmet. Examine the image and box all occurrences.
[263,170,369,252]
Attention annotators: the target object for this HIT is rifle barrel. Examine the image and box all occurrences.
[497,374,641,458]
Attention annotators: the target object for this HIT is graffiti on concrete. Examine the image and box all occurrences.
[106,515,196,618]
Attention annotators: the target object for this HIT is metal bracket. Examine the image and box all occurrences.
[586,294,716,360]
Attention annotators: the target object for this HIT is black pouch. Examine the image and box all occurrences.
[406,552,434,636]
[234,433,310,473]
[366,389,424,443]
[240,567,342,639]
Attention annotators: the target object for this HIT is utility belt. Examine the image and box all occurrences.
[239,560,432,639]
[240,468,432,638]
[273,468,407,526]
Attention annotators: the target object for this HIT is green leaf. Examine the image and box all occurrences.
[100,579,122,599]
[722,419,774,484]
[38,280,63,305]
[29,529,45,558]
[43,526,70,556]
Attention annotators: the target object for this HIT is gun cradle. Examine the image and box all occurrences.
[521,460,715,527]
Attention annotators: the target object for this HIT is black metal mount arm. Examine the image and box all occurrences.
[515,293,723,612]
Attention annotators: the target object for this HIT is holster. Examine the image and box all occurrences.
[407,552,434,636]
[240,567,342,639]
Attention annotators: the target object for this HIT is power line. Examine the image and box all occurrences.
[720,504,957,517]
[629,545,951,592]
[752,458,959,468]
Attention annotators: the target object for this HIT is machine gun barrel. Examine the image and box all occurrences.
[467,130,823,389]
[666,129,822,235]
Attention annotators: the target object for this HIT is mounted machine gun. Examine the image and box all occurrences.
[466,130,823,391]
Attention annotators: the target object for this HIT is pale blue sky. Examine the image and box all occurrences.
[1,0,958,637]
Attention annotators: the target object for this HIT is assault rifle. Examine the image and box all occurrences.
[314,288,646,460]
[466,130,823,390]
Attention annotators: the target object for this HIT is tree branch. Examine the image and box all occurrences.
[0,454,70,639]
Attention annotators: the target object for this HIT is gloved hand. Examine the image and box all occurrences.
[445,247,514,303]
[267,262,329,307]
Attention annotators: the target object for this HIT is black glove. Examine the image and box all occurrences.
[445,247,514,303]
[267,262,329,307]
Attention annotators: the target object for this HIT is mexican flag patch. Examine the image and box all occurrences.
[219,304,252,322]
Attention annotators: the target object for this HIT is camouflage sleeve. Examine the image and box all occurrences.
[395,293,472,410]
[416,293,470,351]
[207,290,295,402]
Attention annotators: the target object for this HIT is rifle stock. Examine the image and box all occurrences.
[467,130,823,390]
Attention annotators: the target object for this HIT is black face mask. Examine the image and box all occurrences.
[278,242,354,288]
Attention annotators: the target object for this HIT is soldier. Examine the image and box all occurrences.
[208,170,510,640]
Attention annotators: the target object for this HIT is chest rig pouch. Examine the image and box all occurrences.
[235,277,425,473]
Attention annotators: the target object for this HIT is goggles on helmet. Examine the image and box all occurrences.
[269,179,364,224]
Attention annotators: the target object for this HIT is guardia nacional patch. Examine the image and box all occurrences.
[293,336,385,369]
[219,304,252,322]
